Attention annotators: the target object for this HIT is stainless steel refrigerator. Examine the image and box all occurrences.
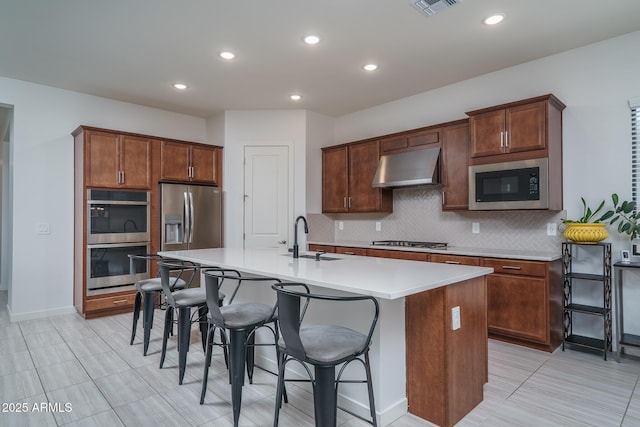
[160,183,223,252]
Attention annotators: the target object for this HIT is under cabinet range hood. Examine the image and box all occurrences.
[372,146,440,188]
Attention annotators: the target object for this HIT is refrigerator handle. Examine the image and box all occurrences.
[183,191,190,244]
[188,191,195,244]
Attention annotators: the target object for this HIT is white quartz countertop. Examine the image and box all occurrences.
[158,247,493,300]
[309,240,561,261]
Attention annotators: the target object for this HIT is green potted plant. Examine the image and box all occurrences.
[561,197,610,243]
[602,193,640,239]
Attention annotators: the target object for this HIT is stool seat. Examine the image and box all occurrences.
[172,288,225,308]
[138,277,187,293]
[218,302,273,329]
[298,325,367,364]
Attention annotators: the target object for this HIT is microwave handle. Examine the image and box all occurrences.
[183,192,190,244]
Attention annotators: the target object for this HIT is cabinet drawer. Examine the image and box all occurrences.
[366,249,429,261]
[85,293,135,312]
[430,254,480,266]
[335,246,367,256]
[308,244,336,253]
[483,258,546,277]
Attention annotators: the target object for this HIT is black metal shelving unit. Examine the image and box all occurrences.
[562,242,612,360]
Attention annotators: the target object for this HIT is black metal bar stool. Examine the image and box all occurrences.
[200,268,284,427]
[272,283,379,427]
[157,261,225,385]
[128,254,188,355]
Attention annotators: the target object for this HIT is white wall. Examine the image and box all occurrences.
[219,110,308,249]
[304,111,335,214]
[0,76,206,318]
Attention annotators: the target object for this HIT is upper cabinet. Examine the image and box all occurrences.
[467,94,565,165]
[322,140,392,213]
[440,120,471,210]
[74,127,151,189]
[160,140,221,185]
[380,128,440,155]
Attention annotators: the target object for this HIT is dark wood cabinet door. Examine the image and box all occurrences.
[120,135,151,189]
[441,122,470,210]
[348,140,382,212]
[380,135,408,153]
[487,274,547,344]
[191,144,218,184]
[160,140,190,182]
[85,130,120,188]
[506,101,546,153]
[322,146,348,212]
[408,129,439,148]
[469,109,505,158]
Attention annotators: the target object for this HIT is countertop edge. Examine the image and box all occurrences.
[308,240,562,261]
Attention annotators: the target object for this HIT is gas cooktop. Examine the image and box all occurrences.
[371,240,448,249]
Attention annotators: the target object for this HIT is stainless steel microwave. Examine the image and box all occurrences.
[468,158,549,210]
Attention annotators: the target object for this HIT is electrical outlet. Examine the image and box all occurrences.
[452,306,461,330]
[338,221,344,230]
[36,222,50,235]
[547,223,557,236]
[472,222,480,234]
[375,221,382,231]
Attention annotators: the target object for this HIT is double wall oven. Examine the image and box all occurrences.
[87,189,150,292]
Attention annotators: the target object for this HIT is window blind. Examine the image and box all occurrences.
[631,98,640,204]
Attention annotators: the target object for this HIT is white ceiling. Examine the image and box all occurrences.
[1,0,640,118]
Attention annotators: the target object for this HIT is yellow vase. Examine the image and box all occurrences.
[563,223,609,244]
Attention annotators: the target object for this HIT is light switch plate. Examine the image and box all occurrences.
[36,223,50,235]
[452,306,461,330]
[375,221,382,231]
[547,223,557,236]
[338,221,344,230]
[472,222,480,234]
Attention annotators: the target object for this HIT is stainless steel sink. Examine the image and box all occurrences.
[283,254,340,261]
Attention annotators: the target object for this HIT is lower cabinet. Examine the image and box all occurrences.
[366,248,429,261]
[334,246,367,256]
[483,257,562,352]
[307,244,336,253]
[82,292,136,319]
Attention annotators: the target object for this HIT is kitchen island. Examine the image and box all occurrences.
[159,247,493,426]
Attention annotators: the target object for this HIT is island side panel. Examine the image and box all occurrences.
[406,276,487,427]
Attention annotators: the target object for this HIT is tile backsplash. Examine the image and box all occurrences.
[308,186,566,253]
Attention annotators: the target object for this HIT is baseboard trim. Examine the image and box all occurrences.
[8,305,77,322]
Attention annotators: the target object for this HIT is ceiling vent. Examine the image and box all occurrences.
[412,0,461,17]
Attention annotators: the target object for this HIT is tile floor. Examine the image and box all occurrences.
[1,290,640,426]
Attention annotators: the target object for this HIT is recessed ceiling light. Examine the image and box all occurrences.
[173,83,188,90]
[219,51,235,60]
[290,94,302,101]
[304,35,320,45]
[363,64,378,72]
[483,14,505,25]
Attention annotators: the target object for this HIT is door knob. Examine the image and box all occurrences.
[277,240,286,244]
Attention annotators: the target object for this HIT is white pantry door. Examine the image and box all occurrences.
[243,146,290,249]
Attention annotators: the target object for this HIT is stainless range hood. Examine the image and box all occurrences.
[372,146,440,188]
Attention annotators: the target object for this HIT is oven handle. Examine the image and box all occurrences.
[87,242,150,249]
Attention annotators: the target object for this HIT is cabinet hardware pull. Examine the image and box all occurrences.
[504,131,509,148]
[348,197,352,208]
[112,299,128,304]
[442,191,445,205]
[500,131,504,148]
[445,261,460,264]
[502,265,521,270]
[344,251,355,255]
[120,171,124,183]
[344,197,347,208]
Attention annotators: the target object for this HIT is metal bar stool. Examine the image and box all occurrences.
[272,283,379,427]
[200,268,284,427]
[157,261,225,385]
[128,254,188,355]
